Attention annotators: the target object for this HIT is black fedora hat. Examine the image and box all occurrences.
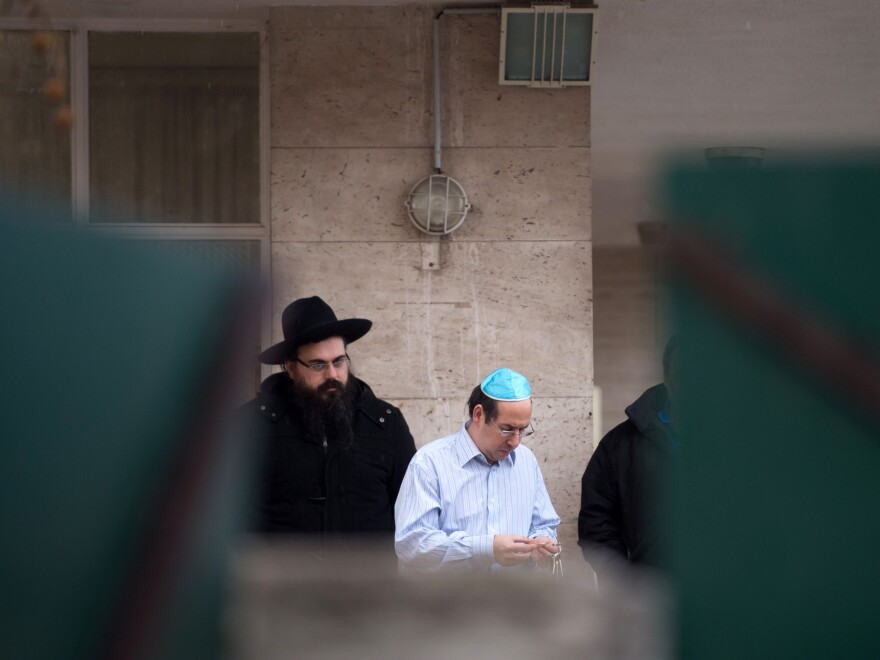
[259,296,372,365]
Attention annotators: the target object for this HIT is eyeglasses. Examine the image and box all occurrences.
[490,420,535,439]
[293,355,350,373]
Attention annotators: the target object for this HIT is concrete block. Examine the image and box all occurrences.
[270,6,433,148]
[440,13,591,148]
[228,540,664,659]
[270,147,430,242]
[441,146,591,241]
[271,146,589,242]
[270,239,592,400]
[527,395,594,522]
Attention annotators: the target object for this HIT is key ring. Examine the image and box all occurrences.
[551,544,563,579]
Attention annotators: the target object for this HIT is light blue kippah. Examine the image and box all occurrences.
[480,368,531,401]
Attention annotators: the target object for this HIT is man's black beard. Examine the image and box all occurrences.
[289,375,356,450]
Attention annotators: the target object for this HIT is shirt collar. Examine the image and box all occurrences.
[453,423,516,467]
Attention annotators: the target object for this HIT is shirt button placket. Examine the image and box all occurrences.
[487,464,499,536]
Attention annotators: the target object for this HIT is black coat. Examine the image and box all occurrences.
[577,384,674,576]
[244,373,416,536]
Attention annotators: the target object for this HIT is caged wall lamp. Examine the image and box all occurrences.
[405,174,471,236]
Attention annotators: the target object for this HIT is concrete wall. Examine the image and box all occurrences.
[268,6,592,558]
[593,246,664,437]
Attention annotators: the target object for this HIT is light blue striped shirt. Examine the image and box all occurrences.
[394,424,560,574]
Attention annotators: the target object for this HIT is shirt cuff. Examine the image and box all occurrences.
[472,534,496,568]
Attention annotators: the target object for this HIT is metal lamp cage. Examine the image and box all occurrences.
[405,174,471,236]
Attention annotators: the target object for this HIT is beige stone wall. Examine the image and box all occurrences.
[593,246,664,437]
[268,6,592,562]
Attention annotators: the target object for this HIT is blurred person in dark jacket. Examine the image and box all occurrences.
[578,337,678,580]
[243,296,416,540]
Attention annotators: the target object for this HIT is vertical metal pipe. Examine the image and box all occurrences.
[433,7,498,167]
[433,13,443,173]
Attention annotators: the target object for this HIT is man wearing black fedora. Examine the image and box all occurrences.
[243,296,416,540]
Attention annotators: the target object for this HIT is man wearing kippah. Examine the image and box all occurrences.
[394,368,561,573]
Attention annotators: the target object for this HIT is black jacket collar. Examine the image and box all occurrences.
[625,383,671,442]
[256,372,387,425]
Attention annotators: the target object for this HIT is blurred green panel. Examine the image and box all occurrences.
[0,199,254,659]
[662,154,880,659]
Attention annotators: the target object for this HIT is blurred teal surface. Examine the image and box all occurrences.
[0,196,253,659]
[663,154,880,659]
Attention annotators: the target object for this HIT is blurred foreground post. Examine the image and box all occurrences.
[663,152,880,659]
[0,200,256,660]
[228,538,668,660]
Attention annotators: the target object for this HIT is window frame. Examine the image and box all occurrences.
[1,16,273,383]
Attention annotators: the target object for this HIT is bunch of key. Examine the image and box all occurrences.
[551,545,563,579]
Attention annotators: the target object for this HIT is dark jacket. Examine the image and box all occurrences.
[244,373,416,536]
[577,384,675,576]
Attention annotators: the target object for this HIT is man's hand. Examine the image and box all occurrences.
[492,534,537,567]
[528,536,560,568]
